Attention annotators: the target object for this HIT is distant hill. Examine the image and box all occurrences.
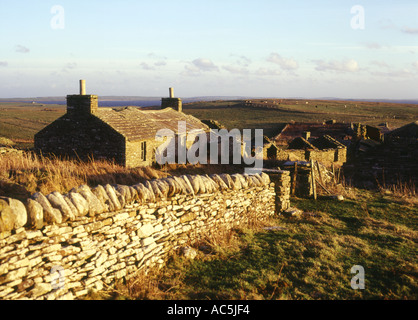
[1,96,417,106]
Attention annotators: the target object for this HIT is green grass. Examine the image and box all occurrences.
[182,99,418,137]
[96,189,417,300]
[0,103,65,146]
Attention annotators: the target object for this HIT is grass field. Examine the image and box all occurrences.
[0,102,64,148]
[90,189,417,300]
[182,99,417,137]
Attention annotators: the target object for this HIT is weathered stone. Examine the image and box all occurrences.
[170,176,185,195]
[204,174,219,192]
[181,246,197,260]
[30,283,52,298]
[114,184,132,205]
[187,175,201,194]
[17,279,35,292]
[67,192,89,217]
[282,207,303,218]
[260,172,271,185]
[230,174,242,189]
[47,192,75,222]
[210,174,229,190]
[180,211,197,223]
[0,197,27,229]
[219,174,234,189]
[132,183,149,202]
[72,185,106,216]
[181,175,196,195]
[31,193,62,224]
[137,224,154,238]
[63,196,79,218]
[141,237,155,247]
[147,180,163,199]
[160,178,174,197]
[91,185,113,211]
[0,199,15,232]
[104,184,122,210]
[250,174,262,186]
[156,180,169,198]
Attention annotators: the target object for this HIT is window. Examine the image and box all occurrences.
[140,141,147,161]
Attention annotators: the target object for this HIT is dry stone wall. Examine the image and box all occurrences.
[0,172,291,300]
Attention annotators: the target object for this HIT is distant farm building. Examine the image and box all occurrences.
[344,120,418,187]
[268,122,350,166]
[35,81,209,167]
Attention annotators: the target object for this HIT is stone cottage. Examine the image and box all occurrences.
[35,81,209,167]
[275,133,347,166]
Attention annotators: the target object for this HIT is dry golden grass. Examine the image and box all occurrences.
[0,151,167,199]
[379,182,417,206]
[0,150,245,200]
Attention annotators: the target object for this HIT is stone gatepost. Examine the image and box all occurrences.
[265,170,291,214]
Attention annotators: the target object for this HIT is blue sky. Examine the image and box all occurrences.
[1,0,418,99]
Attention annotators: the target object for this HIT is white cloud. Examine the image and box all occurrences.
[222,65,249,75]
[154,61,167,67]
[370,60,390,68]
[371,68,414,78]
[140,62,155,70]
[267,53,299,71]
[61,62,77,73]
[232,54,252,67]
[312,59,359,73]
[401,27,418,35]
[364,42,383,50]
[0,61,8,67]
[182,58,219,76]
[412,61,418,69]
[15,45,30,53]
[254,68,281,76]
[147,52,167,60]
[191,58,219,72]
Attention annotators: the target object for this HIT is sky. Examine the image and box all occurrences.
[1,0,418,99]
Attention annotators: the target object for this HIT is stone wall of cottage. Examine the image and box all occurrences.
[34,115,126,165]
[0,171,291,300]
[276,148,346,166]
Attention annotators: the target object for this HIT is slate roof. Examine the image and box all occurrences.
[386,121,418,138]
[288,137,317,150]
[95,107,209,141]
[311,135,346,149]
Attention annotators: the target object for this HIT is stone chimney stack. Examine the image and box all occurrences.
[66,79,98,117]
[161,87,182,112]
[80,79,86,95]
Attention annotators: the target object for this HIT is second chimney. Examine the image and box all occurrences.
[161,87,182,112]
[80,80,86,95]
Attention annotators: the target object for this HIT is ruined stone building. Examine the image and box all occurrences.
[35,81,209,167]
[343,121,418,187]
[271,133,347,166]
